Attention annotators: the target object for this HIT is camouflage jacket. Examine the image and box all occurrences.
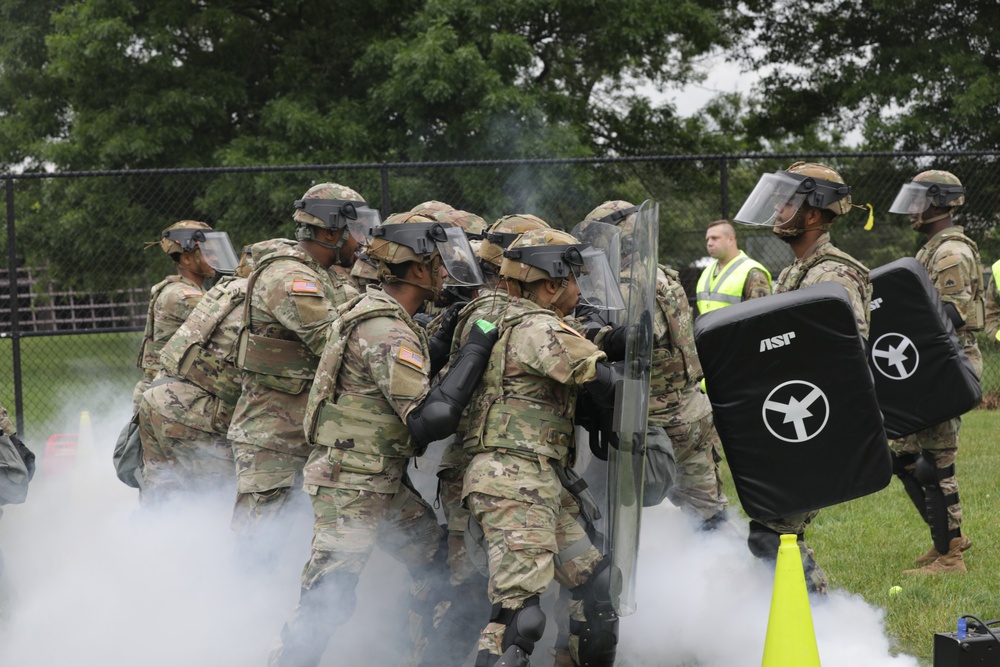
[150,276,248,435]
[302,286,431,494]
[986,259,1000,343]
[227,239,357,456]
[776,232,872,338]
[916,226,984,375]
[135,274,204,378]
[462,295,606,508]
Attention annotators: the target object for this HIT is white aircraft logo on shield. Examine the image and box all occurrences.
[871,332,919,380]
[762,380,830,443]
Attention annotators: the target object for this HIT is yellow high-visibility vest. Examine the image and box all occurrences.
[696,251,771,314]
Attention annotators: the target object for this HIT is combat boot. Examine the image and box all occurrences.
[550,647,574,667]
[904,536,970,575]
[913,533,972,566]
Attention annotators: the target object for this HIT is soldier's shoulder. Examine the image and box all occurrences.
[158,280,202,307]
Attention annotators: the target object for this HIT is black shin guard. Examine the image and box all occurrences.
[571,557,619,667]
[892,452,929,522]
[915,452,960,554]
[474,596,546,667]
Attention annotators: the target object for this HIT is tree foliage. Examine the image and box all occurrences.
[729,0,1000,151]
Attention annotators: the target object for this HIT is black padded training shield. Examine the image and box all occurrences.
[868,257,982,439]
[694,282,890,521]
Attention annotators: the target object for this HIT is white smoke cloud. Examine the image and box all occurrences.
[0,403,917,667]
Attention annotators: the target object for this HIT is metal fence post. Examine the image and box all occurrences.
[380,162,391,217]
[720,156,729,220]
[4,177,24,434]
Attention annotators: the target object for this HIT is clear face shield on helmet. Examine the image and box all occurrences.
[504,243,626,311]
[372,222,486,287]
[733,172,809,227]
[888,182,947,216]
[162,229,240,275]
[570,219,622,277]
[294,199,382,244]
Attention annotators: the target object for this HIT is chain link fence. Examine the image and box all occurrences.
[3,152,999,445]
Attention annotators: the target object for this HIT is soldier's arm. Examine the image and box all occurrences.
[742,268,772,300]
[932,244,980,328]
[264,270,338,357]
[156,283,203,339]
[519,320,608,387]
[985,278,1000,343]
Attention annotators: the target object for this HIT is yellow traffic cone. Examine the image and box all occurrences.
[761,534,821,666]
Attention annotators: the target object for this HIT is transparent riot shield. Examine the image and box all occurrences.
[570,219,624,324]
[606,200,658,615]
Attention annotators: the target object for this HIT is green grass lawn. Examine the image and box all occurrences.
[719,409,1000,666]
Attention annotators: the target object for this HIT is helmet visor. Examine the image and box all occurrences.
[295,199,381,243]
[734,172,807,226]
[437,225,485,287]
[197,231,240,275]
[570,219,622,278]
[888,183,933,215]
[573,246,626,311]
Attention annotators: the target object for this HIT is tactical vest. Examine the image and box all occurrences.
[235,253,322,394]
[650,268,704,401]
[463,307,576,465]
[779,243,870,294]
[159,277,246,406]
[304,295,422,468]
[696,251,771,313]
[136,276,187,371]
[918,229,985,331]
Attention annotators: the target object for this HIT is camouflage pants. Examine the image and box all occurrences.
[268,481,444,667]
[750,515,827,594]
[466,488,602,662]
[230,442,307,540]
[891,416,963,532]
[664,411,728,519]
[137,396,235,504]
[437,440,479,585]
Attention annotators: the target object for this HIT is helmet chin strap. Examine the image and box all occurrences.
[296,225,350,264]
[911,210,951,230]
[184,249,216,281]
[382,255,444,301]
[524,278,569,316]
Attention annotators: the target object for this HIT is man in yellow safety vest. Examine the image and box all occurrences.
[696,219,772,315]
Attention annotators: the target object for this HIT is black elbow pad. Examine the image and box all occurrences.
[406,320,499,449]
[583,360,623,409]
[943,302,965,329]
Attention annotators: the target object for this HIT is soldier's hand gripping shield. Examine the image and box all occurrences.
[606,200,658,616]
[163,228,240,275]
[570,219,624,324]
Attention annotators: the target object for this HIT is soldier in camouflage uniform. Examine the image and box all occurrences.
[268,212,492,667]
[986,258,1000,343]
[429,214,551,665]
[135,242,249,504]
[734,161,873,593]
[227,183,376,553]
[462,228,626,667]
[132,220,224,410]
[887,170,983,575]
[586,201,729,527]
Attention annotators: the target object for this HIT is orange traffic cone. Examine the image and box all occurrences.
[761,534,821,666]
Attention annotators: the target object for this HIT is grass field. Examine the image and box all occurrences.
[717,409,999,666]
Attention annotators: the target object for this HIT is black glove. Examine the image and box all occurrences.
[10,434,36,482]
[575,303,611,328]
[428,301,468,376]
[413,312,435,328]
[601,324,628,362]
[583,360,623,408]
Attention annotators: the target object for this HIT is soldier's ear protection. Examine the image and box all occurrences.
[162,228,206,252]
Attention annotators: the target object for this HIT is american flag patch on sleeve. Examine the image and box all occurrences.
[397,346,425,370]
[291,279,319,294]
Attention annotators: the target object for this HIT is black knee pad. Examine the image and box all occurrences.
[497,596,546,655]
[571,557,619,667]
[891,451,917,476]
[914,450,953,487]
[747,520,782,560]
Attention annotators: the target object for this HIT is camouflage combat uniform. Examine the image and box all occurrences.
[268,286,443,667]
[132,275,204,410]
[890,227,984,536]
[136,276,247,503]
[462,295,606,663]
[764,230,871,592]
[227,239,358,539]
[986,259,1000,343]
[643,266,728,517]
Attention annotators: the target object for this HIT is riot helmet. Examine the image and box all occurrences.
[410,200,455,216]
[889,170,965,230]
[735,162,852,238]
[293,182,378,264]
[158,220,239,276]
